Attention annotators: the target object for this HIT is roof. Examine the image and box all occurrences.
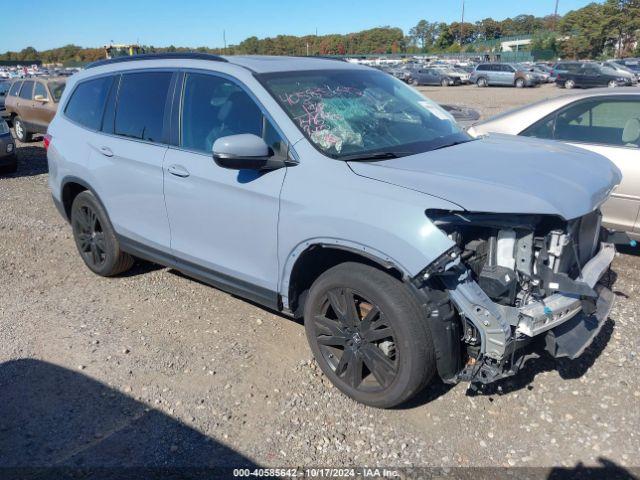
[86,53,361,74]
[221,55,358,73]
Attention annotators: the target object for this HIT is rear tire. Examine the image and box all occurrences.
[13,117,32,142]
[304,262,436,408]
[515,78,525,88]
[608,80,618,88]
[441,78,449,87]
[71,191,134,277]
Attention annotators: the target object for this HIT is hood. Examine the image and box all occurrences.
[348,134,622,220]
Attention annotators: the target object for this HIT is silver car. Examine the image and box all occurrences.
[48,54,620,407]
[469,89,640,239]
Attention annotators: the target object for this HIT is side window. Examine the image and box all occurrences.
[19,81,34,100]
[477,65,488,72]
[65,76,113,130]
[114,72,173,143]
[502,65,515,72]
[34,82,48,100]
[554,99,640,147]
[8,81,22,97]
[181,73,263,153]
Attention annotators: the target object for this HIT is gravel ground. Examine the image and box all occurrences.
[0,83,639,476]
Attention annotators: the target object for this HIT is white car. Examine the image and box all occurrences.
[469,89,640,239]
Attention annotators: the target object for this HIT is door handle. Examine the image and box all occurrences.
[167,164,190,178]
[99,146,114,157]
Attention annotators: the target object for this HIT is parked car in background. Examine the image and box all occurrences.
[601,61,638,85]
[434,65,471,84]
[4,77,66,142]
[47,53,620,408]
[0,81,10,121]
[555,63,631,89]
[470,63,538,88]
[468,89,640,238]
[407,67,461,86]
[613,58,640,80]
[518,64,553,83]
[0,120,16,173]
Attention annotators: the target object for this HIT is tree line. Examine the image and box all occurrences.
[1,1,639,65]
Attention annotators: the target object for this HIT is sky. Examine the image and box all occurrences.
[2,0,597,52]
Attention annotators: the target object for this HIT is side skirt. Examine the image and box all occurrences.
[117,235,281,311]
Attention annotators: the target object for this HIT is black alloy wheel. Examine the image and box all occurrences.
[73,204,107,269]
[312,287,398,392]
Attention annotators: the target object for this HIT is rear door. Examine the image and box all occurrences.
[16,80,35,124]
[90,71,174,251]
[162,71,288,305]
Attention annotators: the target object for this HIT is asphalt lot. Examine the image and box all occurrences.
[0,83,639,474]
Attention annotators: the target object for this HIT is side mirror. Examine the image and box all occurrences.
[34,94,48,102]
[212,134,283,171]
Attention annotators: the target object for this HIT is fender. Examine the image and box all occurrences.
[279,237,411,310]
[58,175,110,223]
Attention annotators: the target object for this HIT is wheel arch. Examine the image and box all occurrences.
[60,176,108,223]
[281,239,408,317]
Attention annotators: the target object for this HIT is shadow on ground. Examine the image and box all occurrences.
[0,359,257,479]
[1,141,49,178]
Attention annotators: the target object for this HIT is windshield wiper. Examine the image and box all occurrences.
[430,138,475,152]
[341,151,406,162]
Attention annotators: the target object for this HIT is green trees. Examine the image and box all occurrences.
[2,2,639,64]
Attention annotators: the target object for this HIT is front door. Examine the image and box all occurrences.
[162,72,288,305]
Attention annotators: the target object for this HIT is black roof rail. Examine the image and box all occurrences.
[86,52,228,69]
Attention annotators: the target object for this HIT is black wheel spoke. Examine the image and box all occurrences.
[77,233,92,251]
[314,315,345,337]
[334,349,354,377]
[93,232,106,253]
[327,288,359,327]
[90,243,100,265]
[317,335,348,347]
[363,326,393,343]
[359,305,380,332]
[344,354,363,388]
[361,344,396,388]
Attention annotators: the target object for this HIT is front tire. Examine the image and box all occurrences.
[608,80,618,88]
[13,117,32,142]
[410,78,419,86]
[515,78,525,88]
[304,263,436,408]
[565,79,576,89]
[476,77,488,88]
[441,78,449,87]
[71,191,134,276]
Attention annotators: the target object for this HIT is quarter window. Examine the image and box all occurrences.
[114,72,172,143]
[34,82,48,100]
[181,73,263,153]
[65,76,113,130]
[19,81,34,100]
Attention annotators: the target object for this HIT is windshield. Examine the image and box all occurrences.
[0,120,9,135]
[48,81,66,102]
[0,82,9,95]
[259,69,471,159]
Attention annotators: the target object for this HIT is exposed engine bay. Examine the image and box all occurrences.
[421,209,617,385]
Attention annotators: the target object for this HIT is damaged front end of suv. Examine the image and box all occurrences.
[418,209,619,387]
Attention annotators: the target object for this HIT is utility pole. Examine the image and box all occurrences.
[461,0,465,45]
[223,30,227,54]
[553,0,559,31]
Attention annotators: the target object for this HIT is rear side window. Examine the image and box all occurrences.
[114,72,172,143]
[65,76,113,130]
[8,81,22,97]
[19,81,34,100]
